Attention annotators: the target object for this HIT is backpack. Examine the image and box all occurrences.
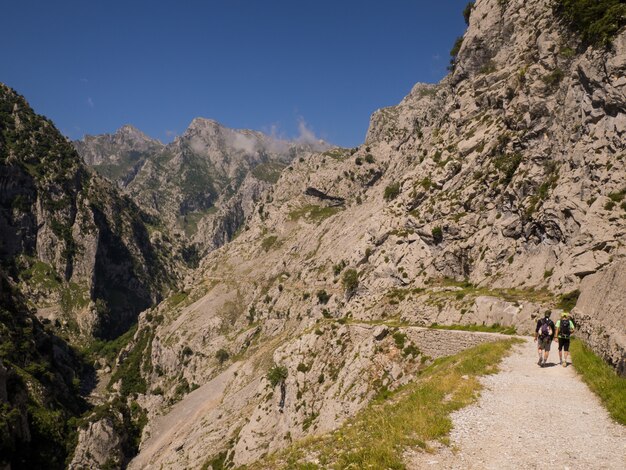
[560,319,571,338]
[539,319,552,338]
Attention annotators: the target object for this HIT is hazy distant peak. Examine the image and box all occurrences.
[115,124,161,144]
[186,117,224,133]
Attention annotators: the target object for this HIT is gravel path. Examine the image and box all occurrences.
[406,338,626,469]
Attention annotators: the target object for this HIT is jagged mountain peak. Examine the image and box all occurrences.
[114,123,160,143]
[186,116,224,131]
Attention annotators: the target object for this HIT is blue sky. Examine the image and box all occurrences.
[2,0,468,147]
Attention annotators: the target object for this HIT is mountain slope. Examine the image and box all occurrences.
[0,268,88,469]
[71,0,626,467]
[75,119,330,260]
[0,84,179,340]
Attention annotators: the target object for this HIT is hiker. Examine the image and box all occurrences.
[534,311,555,367]
[555,312,574,367]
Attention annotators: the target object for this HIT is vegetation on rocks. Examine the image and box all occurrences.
[248,340,518,469]
[429,323,517,335]
[0,273,88,469]
[267,364,288,387]
[554,0,626,46]
[570,339,626,424]
[383,182,401,201]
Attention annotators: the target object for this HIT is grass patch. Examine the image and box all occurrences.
[261,235,280,252]
[430,277,556,306]
[177,208,217,237]
[83,324,138,367]
[570,339,626,424]
[251,162,287,184]
[247,339,520,469]
[429,323,517,335]
[288,205,343,223]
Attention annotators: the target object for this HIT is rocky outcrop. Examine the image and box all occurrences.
[0,269,88,469]
[573,261,626,376]
[0,84,179,339]
[75,118,331,259]
[70,418,125,469]
[110,1,626,466]
[73,125,164,187]
[8,0,626,467]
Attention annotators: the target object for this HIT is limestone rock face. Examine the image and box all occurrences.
[70,418,126,470]
[115,1,626,464]
[573,261,626,375]
[73,125,164,185]
[75,118,329,259]
[37,0,626,467]
[0,84,178,339]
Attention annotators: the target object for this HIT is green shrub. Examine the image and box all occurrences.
[450,36,464,65]
[554,0,626,46]
[316,290,330,304]
[261,235,279,251]
[333,260,347,275]
[342,269,359,293]
[215,349,229,364]
[608,188,626,202]
[558,290,580,312]
[392,332,407,349]
[431,226,443,244]
[267,364,288,387]
[463,2,475,25]
[493,153,523,185]
[542,68,565,89]
[383,183,401,201]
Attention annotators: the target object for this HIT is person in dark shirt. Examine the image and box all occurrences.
[534,311,555,367]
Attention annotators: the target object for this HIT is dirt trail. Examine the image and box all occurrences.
[406,338,626,470]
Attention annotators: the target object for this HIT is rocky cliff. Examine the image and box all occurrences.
[0,84,179,340]
[68,0,626,468]
[75,119,330,262]
[73,125,164,187]
[0,268,88,469]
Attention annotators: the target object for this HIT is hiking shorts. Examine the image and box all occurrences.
[558,338,570,351]
[538,336,552,351]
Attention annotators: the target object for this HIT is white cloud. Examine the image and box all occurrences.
[189,136,208,154]
[229,132,258,154]
[86,97,94,108]
[295,117,329,150]
[296,117,318,145]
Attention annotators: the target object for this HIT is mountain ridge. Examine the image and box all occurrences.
[67,0,626,467]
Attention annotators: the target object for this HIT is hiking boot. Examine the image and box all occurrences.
[537,358,542,366]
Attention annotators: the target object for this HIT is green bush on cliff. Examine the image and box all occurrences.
[342,269,359,293]
[555,0,626,46]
